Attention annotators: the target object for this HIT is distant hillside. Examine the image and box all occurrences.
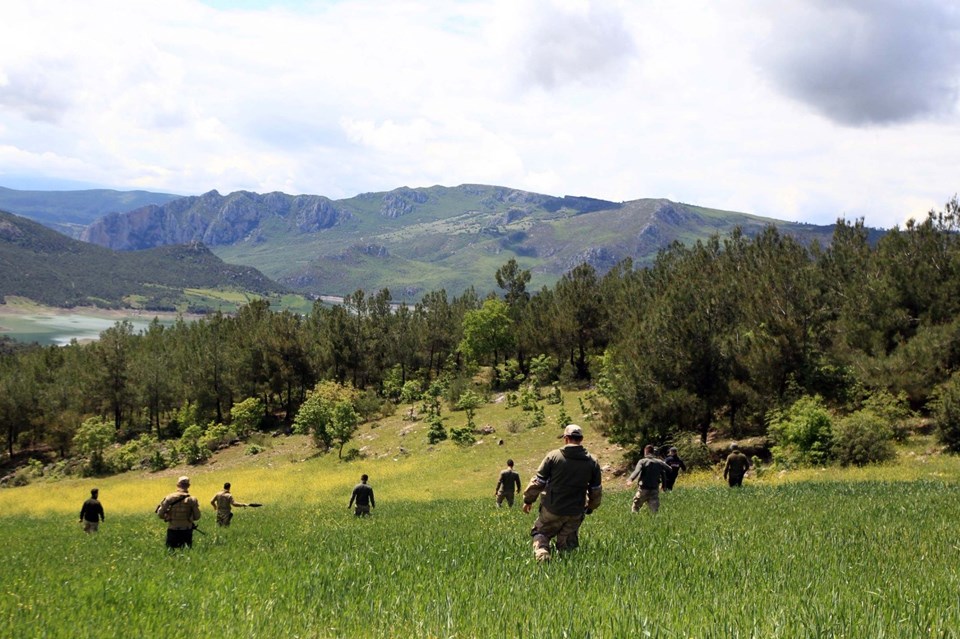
[0,186,181,237]
[78,185,867,298]
[0,209,288,311]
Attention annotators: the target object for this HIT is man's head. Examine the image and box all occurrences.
[361,474,368,483]
[644,444,655,455]
[669,446,678,454]
[507,459,514,468]
[562,424,584,443]
[730,443,739,451]
[177,476,190,489]
[90,488,99,498]
[223,482,231,490]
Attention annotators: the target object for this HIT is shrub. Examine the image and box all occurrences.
[200,422,236,452]
[932,373,960,453]
[669,433,712,470]
[450,427,476,447]
[768,395,834,465]
[230,397,266,437]
[527,405,546,429]
[179,424,211,464]
[245,444,264,456]
[73,417,115,475]
[832,410,896,466]
[861,390,914,443]
[427,417,448,444]
[106,434,161,472]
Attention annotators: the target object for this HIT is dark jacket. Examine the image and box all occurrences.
[523,444,602,516]
[628,455,672,490]
[349,483,375,508]
[80,498,104,523]
[724,451,750,478]
[496,469,521,495]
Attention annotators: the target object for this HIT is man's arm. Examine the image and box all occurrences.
[97,503,105,521]
[369,489,375,509]
[627,460,643,483]
[348,487,356,509]
[513,473,521,492]
[586,463,603,511]
[210,494,218,510]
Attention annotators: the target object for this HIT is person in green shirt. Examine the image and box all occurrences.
[723,443,751,487]
[495,459,521,508]
[522,424,602,562]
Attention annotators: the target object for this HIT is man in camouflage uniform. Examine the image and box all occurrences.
[522,424,602,562]
[157,476,202,548]
[79,488,105,533]
[494,459,521,508]
[723,443,751,487]
[627,445,673,513]
[210,482,248,526]
[348,474,375,516]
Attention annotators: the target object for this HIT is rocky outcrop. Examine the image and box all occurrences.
[81,190,348,250]
[380,187,429,218]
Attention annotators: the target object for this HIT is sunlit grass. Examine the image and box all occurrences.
[4,394,960,637]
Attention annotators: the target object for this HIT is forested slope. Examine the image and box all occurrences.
[0,209,286,310]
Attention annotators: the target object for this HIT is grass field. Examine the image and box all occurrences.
[2,397,960,638]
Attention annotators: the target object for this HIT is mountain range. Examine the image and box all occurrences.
[1,184,881,303]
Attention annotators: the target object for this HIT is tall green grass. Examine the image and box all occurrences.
[3,482,958,638]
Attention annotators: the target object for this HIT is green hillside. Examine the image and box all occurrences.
[0,209,290,311]
[0,392,956,638]
[77,185,867,298]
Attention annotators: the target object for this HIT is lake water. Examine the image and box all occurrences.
[0,312,174,346]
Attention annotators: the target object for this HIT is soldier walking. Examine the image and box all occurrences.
[522,424,603,562]
[662,446,687,491]
[157,476,202,548]
[495,459,522,508]
[211,482,248,526]
[627,445,673,513]
[79,488,105,533]
[723,443,751,487]
[348,474,375,516]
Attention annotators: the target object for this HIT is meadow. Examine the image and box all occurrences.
[2,399,960,638]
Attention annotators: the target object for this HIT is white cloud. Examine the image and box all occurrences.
[0,0,957,228]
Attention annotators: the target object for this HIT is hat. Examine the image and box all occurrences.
[563,424,584,439]
[177,476,191,487]
[669,447,678,453]
[730,443,739,451]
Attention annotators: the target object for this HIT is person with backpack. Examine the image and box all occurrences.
[157,476,202,548]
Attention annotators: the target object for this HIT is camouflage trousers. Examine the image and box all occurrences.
[82,520,100,533]
[354,505,371,517]
[216,511,234,526]
[496,491,515,508]
[530,507,585,559]
[632,488,660,513]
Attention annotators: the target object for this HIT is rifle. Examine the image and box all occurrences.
[192,523,205,536]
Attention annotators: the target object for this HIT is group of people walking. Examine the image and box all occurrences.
[515,427,752,561]
[79,426,751,560]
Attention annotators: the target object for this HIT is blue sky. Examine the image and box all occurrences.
[1,0,959,228]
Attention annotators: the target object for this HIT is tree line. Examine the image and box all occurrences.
[4,197,960,476]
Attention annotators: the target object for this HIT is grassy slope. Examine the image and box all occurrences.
[2,393,959,638]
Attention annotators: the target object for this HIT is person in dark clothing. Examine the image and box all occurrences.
[723,443,751,487]
[79,488,105,533]
[662,446,687,491]
[495,459,522,507]
[627,445,673,513]
[348,474,375,516]
[522,424,603,562]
